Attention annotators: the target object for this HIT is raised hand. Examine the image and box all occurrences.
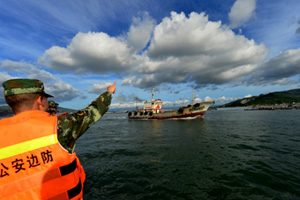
[107,81,116,94]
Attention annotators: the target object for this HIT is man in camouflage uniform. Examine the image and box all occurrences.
[0,78,116,198]
[47,100,59,116]
[1,78,116,153]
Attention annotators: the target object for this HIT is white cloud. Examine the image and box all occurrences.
[194,96,202,103]
[127,11,268,88]
[0,72,13,82]
[127,12,155,53]
[39,31,135,74]
[229,0,256,28]
[204,96,214,102]
[213,96,240,104]
[0,72,14,104]
[88,82,113,94]
[46,80,80,101]
[206,95,240,104]
[297,19,300,34]
[248,48,300,85]
[0,60,81,102]
[39,11,268,90]
[110,101,144,109]
[174,99,190,106]
[1,60,56,82]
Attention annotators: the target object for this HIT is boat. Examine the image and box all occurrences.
[128,88,214,120]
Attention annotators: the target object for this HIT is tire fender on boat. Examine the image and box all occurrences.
[128,112,132,117]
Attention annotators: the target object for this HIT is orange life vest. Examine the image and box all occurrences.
[0,111,86,200]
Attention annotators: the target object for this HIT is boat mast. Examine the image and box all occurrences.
[192,85,194,105]
[151,88,154,102]
[135,99,138,110]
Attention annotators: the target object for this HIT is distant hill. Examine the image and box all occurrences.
[221,88,300,108]
[0,106,76,117]
[0,106,13,117]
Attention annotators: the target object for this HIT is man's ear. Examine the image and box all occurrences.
[37,96,47,110]
[36,95,49,112]
[36,95,43,106]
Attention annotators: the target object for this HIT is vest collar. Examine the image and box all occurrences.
[14,110,51,120]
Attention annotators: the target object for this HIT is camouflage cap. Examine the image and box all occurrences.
[2,79,54,98]
[48,100,59,109]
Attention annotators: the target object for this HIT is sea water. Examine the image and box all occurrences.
[75,108,300,199]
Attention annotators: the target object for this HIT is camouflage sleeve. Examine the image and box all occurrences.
[56,91,112,153]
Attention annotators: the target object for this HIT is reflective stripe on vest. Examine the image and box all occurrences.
[0,111,85,200]
[0,134,57,160]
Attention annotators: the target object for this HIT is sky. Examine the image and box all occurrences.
[1,0,300,110]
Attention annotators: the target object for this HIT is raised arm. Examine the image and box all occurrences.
[57,82,117,153]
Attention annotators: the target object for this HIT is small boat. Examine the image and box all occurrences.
[128,88,214,120]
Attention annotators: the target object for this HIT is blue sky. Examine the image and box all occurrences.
[1,0,300,109]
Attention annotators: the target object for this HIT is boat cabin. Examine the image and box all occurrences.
[143,99,163,113]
